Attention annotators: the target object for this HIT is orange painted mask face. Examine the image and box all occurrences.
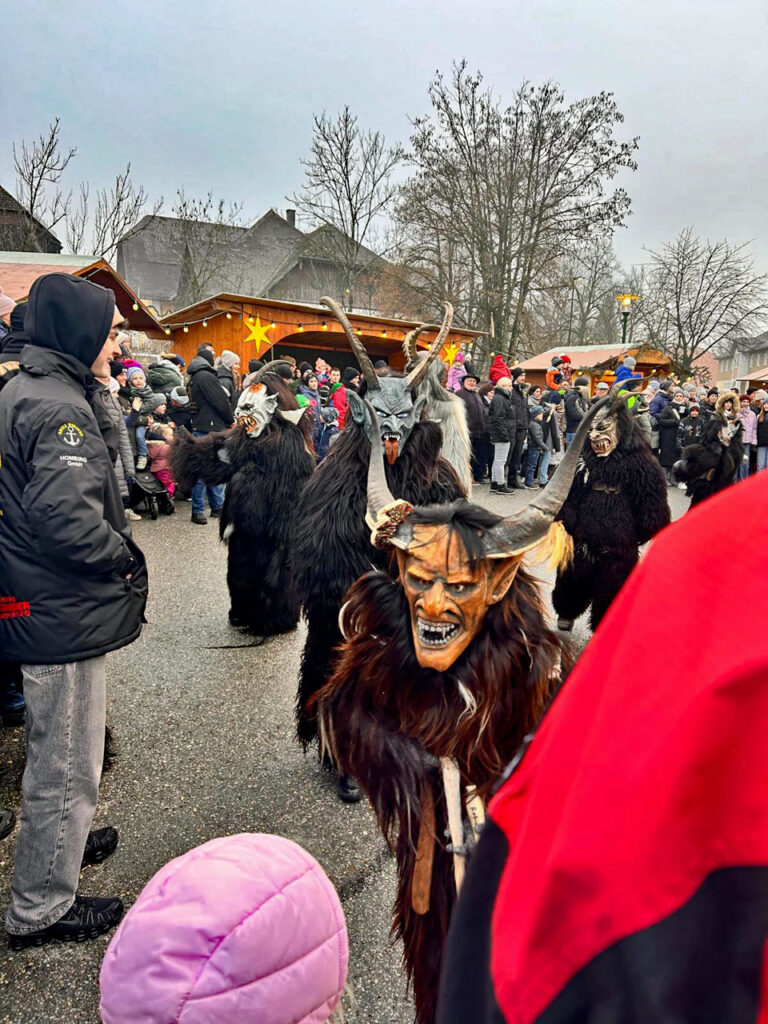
[397,524,522,671]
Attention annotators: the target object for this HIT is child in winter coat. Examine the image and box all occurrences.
[488,353,512,383]
[146,423,176,496]
[525,405,550,488]
[99,833,348,1024]
[125,366,156,469]
[446,352,467,393]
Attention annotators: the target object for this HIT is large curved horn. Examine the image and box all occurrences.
[321,296,379,391]
[364,399,397,528]
[402,323,432,363]
[482,394,612,557]
[405,303,454,390]
[252,359,291,385]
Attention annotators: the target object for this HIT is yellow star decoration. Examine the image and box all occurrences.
[243,316,273,357]
[441,340,460,365]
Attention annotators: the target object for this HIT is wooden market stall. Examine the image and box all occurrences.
[160,294,483,371]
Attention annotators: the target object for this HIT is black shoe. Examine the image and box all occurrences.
[495,484,512,494]
[209,507,222,519]
[506,479,521,489]
[1,706,25,728]
[191,513,207,525]
[525,482,539,489]
[490,481,499,492]
[81,826,118,868]
[7,895,124,950]
[337,774,361,804]
[0,809,15,842]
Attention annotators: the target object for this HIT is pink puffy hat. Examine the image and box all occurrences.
[99,833,348,1024]
[0,287,16,318]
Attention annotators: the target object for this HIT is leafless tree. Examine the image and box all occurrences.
[634,228,768,377]
[171,190,248,307]
[11,117,76,250]
[65,183,90,253]
[396,63,639,363]
[290,106,403,308]
[91,164,163,260]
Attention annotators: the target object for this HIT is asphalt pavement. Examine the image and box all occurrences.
[0,481,688,1023]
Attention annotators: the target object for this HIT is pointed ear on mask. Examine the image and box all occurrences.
[486,556,522,605]
[278,407,306,425]
[412,394,427,422]
[347,389,367,426]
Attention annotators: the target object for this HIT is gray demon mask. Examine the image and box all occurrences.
[321,297,452,463]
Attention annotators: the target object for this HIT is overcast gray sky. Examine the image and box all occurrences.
[2,0,766,273]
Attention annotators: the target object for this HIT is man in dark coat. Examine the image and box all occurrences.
[186,350,235,524]
[506,367,529,487]
[564,375,590,445]
[456,372,487,483]
[0,273,148,949]
[487,377,517,493]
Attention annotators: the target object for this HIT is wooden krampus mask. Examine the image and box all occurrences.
[364,394,610,671]
[234,361,305,437]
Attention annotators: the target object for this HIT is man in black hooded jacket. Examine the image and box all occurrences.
[186,349,234,524]
[0,273,148,949]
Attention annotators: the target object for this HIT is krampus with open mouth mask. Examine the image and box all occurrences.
[314,397,614,1023]
[552,387,670,632]
[293,299,467,773]
[172,363,315,636]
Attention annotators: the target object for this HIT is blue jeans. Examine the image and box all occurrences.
[565,431,575,446]
[525,447,541,485]
[538,447,551,484]
[737,443,751,480]
[135,425,147,457]
[757,446,768,472]
[191,431,224,515]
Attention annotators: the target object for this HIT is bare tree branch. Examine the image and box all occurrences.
[92,163,163,260]
[11,117,76,251]
[171,190,248,307]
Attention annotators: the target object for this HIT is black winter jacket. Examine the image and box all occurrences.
[488,389,517,443]
[188,357,235,433]
[457,386,487,436]
[757,416,768,447]
[564,387,589,433]
[0,274,148,663]
[509,384,529,432]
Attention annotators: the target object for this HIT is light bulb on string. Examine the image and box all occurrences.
[322,322,328,330]
[164,328,171,336]
[183,325,189,333]
[270,321,275,329]
[202,319,208,328]
[132,302,139,312]
[226,312,232,320]
[249,315,254,323]
[298,324,303,332]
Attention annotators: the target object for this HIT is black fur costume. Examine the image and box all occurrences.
[172,375,315,635]
[674,392,744,508]
[293,413,464,746]
[315,529,564,1023]
[552,399,670,630]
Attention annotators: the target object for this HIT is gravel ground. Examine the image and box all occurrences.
[0,481,688,1023]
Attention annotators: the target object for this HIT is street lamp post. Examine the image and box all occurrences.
[567,277,583,345]
[615,293,641,347]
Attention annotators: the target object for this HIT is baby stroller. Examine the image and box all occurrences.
[130,470,175,520]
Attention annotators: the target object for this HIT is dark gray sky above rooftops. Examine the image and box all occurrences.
[1,0,766,273]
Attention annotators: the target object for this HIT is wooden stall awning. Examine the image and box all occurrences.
[160,294,483,370]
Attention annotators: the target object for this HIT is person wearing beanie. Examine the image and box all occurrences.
[505,367,529,487]
[276,363,294,381]
[99,834,348,1024]
[649,378,673,420]
[523,403,551,488]
[488,353,512,384]
[214,350,241,409]
[197,342,215,360]
[487,377,517,493]
[446,352,466,393]
[186,349,236,523]
[342,366,360,387]
[613,354,640,386]
[248,358,264,374]
[677,400,703,457]
[168,386,194,434]
[0,273,148,950]
[564,374,590,446]
[316,404,340,462]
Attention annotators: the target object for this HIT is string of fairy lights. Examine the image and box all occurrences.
[161,308,428,340]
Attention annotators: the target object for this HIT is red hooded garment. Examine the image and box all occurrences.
[489,355,512,383]
[437,471,768,1024]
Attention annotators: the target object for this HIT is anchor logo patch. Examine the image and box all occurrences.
[57,422,85,448]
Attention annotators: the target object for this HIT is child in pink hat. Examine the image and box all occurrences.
[99,833,348,1024]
